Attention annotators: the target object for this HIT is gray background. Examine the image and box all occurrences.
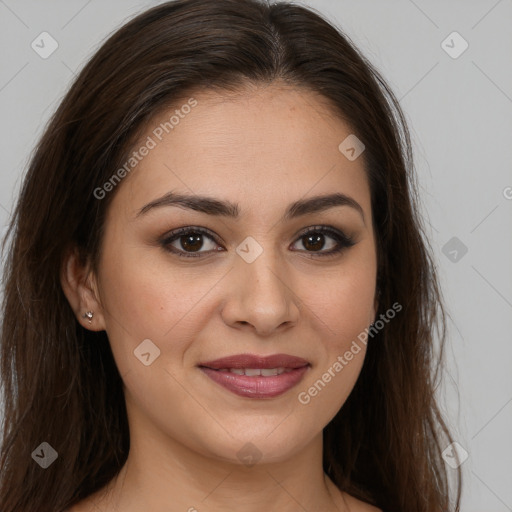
[1,0,511,510]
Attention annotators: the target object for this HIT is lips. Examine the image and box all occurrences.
[198,353,310,399]
[199,353,309,370]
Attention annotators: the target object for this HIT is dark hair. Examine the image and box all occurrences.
[0,1,461,510]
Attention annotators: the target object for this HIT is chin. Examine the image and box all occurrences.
[191,422,317,468]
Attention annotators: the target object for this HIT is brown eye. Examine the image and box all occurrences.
[301,232,328,252]
[291,226,356,257]
[160,225,355,260]
[179,233,204,252]
[161,227,221,258]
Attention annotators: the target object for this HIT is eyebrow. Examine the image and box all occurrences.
[136,191,365,224]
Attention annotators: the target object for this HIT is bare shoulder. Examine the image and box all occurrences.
[326,476,382,512]
[65,483,114,512]
[65,498,100,512]
[66,504,96,512]
[342,491,383,512]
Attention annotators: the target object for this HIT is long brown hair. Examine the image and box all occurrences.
[0,1,461,510]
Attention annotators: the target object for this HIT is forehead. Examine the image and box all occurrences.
[112,83,371,221]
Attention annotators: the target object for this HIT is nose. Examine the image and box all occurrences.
[220,248,300,337]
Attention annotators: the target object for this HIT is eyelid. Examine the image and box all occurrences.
[293,224,354,243]
[160,226,222,258]
[289,225,356,258]
[159,224,356,258]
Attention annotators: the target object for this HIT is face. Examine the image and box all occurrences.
[91,84,378,465]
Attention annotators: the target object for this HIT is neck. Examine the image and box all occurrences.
[88,410,345,512]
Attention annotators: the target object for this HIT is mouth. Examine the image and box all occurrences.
[198,353,310,399]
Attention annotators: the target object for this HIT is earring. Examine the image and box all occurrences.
[82,311,94,323]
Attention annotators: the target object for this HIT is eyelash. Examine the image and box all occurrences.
[160,225,356,259]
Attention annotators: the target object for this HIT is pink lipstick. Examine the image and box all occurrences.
[198,353,310,399]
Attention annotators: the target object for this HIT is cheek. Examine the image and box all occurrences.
[303,260,376,343]
[294,270,373,427]
[97,246,226,369]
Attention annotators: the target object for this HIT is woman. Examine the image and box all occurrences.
[0,0,462,510]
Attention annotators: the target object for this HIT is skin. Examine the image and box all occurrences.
[62,82,381,512]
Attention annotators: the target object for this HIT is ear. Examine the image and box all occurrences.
[60,247,106,332]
